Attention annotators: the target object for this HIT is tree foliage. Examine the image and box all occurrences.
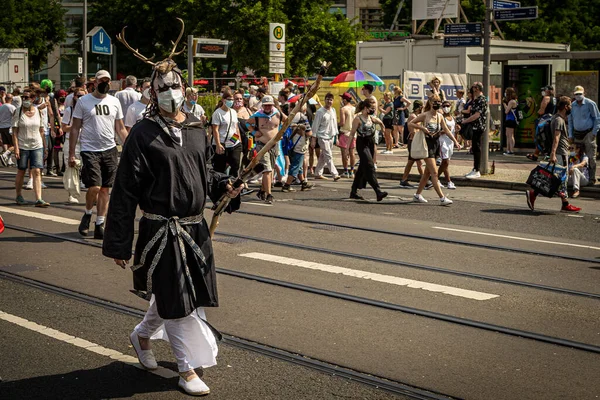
[89,0,366,79]
[0,0,67,72]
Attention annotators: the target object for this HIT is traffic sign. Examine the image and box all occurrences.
[78,57,83,74]
[444,36,482,47]
[493,0,520,9]
[269,23,285,43]
[270,57,285,64]
[444,23,482,35]
[493,6,538,21]
[87,26,112,55]
[269,42,285,52]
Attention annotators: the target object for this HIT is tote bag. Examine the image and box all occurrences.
[410,130,428,160]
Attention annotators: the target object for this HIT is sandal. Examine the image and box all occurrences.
[572,190,580,198]
[526,154,538,162]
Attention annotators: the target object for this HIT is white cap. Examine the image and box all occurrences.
[95,70,111,80]
[262,95,274,105]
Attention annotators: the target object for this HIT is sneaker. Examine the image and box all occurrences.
[79,213,92,236]
[374,164,378,170]
[425,182,434,190]
[256,190,265,201]
[447,181,456,190]
[282,184,296,192]
[561,203,581,213]
[240,188,255,196]
[265,194,274,204]
[349,192,365,200]
[41,182,47,189]
[440,196,453,206]
[94,222,105,239]
[248,179,259,184]
[15,195,27,205]
[525,190,536,211]
[7,159,15,167]
[333,175,341,182]
[503,151,514,156]
[178,375,210,396]
[273,181,283,188]
[35,199,50,208]
[399,180,415,188]
[80,182,86,189]
[342,171,350,178]
[572,190,580,199]
[314,175,329,180]
[24,180,33,190]
[349,171,354,178]
[301,181,314,191]
[376,191,388,202]
[68,195,80,204]
[0,152,7,166]
[465,170,481,179]
[413,194,428,203]
[47,170,57,177]
[436,157,442,166]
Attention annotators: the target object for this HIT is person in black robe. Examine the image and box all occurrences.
[102,52,242,396]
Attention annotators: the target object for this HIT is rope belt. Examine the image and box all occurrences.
[132,212,207,301]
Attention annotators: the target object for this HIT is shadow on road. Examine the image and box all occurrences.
[481,208,554,216]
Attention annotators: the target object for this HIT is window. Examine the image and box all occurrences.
[360,8,383,30]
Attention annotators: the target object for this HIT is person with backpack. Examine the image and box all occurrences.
[527,86,556,161]
[503,87,519,155]
[281,120,314,192]
[12,90,50,207]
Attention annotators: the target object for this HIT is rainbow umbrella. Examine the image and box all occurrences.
[330,70,384,88]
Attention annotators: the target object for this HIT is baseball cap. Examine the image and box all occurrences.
[95,70,111,80]
[542,85,554,91]
[413,100,423,110]
[340,92,353,102]
[574,85,584,95]
[262,95,274,105]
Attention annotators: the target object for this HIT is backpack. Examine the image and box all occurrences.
[535,115,553,155]
[281,127,302,156]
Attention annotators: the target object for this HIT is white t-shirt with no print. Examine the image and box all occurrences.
[12,109,44,150]
[125,101,148,128]
[73,93,123,152]
[211,107,239,148]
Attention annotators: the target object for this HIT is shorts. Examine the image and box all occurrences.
[440,140,454,160]
[256,142,278,173]
[337,132,356,149]
[383,118,393,130]
[0,127,13,146]
[17,148,44,170]
[80,146,118,188]
[288,151,305,177]
[505,119,517,129]
[425,135,440,159]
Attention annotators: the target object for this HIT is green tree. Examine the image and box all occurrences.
[0,0,67,73]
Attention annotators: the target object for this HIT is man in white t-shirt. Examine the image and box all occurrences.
[211,89,241,175]
[125,79,151,132]
[115,75,141,115]
[65,77,86,109]
[0,94,16,166]
[69,69,127,239]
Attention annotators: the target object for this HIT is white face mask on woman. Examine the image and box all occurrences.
[442,107,451,114]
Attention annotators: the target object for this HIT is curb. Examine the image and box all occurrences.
[375,171,600,200]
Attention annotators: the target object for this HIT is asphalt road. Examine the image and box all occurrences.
[0,168,599,399]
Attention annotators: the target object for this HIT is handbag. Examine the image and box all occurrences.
[460,122,473,141]
[526,162,563,198]
[410,130,428,160]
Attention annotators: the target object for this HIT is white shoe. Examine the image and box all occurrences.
[465,170,481,179]
[374,164,378,170]
[68,195,79,204]
[41,182,47,189]
[24,180,33,190]
[129,331,158,370]
[7,159,14,166]
[440,196,453,206]
[178,376,210,396]
[0,152,7,166]
[447,181,456,190]
[413,194,428,203]
[80,182,86,189]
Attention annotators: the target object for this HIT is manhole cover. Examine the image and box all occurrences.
[310,225,350,231]
[213,237,250,244]
[0,264,39,273]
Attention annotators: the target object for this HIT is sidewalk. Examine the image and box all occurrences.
[327,145,600,199]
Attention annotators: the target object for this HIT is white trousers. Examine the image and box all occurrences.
[568,168,589,190]
[315,138,338,177]
[135,296,218,372]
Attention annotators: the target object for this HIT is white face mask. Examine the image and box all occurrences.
[157,88,184,113]
[541,91,546,97]
[575,94,584,102]
[142,88,151,100]
[442,107,451,114]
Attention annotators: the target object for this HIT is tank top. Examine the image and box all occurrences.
[544,96,556,115]
[424,113,441,138]
[440,116,455,146]
[357,116,375,137]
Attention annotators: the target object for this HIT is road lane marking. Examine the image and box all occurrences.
[0,206,81,225]
[244,202,273,207]
[0,309,178,379]
[239,252,498,301]
[0,170,62,180]
[432,226,600,251]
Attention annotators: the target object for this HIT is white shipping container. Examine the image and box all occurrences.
[0,48,29,89]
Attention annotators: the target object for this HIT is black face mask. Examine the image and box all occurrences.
[432,103,441,110]
[566,108,571,116]
[97,81,110,94]
[368,109,375,115]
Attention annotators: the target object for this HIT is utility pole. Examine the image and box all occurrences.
[187,35,194,88]
[83,0,87,79]
[481,0,492,174]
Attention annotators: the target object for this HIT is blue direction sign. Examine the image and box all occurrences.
[493,6,538,21]
[444,23,482,35]
[444,36,482,48]
[87,26,112,55]
[493,0,520,9]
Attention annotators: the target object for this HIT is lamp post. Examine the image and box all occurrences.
[83,0,87,79]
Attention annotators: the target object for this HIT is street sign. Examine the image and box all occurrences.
[444,36,482,48]
[493,0,520,9]
[193,38,229,58]
[269,23,285,43]
[269,42,285,52]
[270,57,285,64]
[270,51,285,58]
[78,57,83,74]
[87,26,112,55]
[493,6,538,21]
[444,23,482,35]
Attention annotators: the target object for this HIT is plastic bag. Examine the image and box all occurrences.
[63,159,82,198]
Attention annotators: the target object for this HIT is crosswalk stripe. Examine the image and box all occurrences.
[0,206,80,225]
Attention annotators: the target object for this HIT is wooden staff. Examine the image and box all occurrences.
[209,61,331,237]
